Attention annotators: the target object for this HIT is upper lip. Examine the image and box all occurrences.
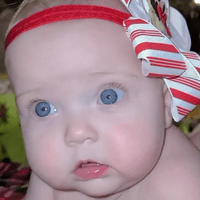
[75,159,103,170]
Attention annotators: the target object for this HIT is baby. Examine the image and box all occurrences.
[4,0,200,199]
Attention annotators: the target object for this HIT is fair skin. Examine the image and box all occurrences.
[5,16,200,200]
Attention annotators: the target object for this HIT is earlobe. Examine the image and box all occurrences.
[163,83,173,129]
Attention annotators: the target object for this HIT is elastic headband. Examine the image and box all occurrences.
[5,5,131,49]
[5,2,200,122]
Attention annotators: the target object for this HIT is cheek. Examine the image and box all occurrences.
[104,117,164,179]
[21,120,68,175]
[25,135,60,169]
[24,131,74,187]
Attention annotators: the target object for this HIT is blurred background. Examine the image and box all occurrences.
[170,0,200,54]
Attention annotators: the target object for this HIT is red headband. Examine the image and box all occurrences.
[5,5,131,49]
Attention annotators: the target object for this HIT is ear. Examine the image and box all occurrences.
[163,83,173,129]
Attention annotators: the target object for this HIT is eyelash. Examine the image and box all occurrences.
[27,82,127,110]
[103,82,127,93]
[27,97,44,110]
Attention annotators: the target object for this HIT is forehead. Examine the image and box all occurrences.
[5,19,143,94]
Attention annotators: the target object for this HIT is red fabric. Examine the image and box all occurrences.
[135,42,179,55]
[0,160,31,199]
[157,4,171,37]
[130,30,163,41]
[123,18,148,29]
[170,88,200,105]
[5,5,131,49]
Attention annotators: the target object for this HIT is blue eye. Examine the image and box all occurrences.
[100,88,123,104]
[35,101,57,117]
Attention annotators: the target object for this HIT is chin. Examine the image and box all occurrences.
[82,190,118,199]
[77,179,122,198]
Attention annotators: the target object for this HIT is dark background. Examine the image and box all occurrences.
[169,0,200,54]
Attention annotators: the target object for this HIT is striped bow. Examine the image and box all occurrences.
[121,0,200,122]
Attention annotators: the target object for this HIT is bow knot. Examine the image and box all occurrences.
[123,11,200,121]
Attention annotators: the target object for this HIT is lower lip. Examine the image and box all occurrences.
[74,165,109,180]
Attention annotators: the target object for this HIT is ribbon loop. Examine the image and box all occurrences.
[123,16,200,122]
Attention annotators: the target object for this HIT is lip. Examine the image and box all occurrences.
[74,160,109,180]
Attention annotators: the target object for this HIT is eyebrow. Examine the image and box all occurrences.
[89,71,115,76]
[16,87,40,100]
[16,72,137,99]
[89,71,138,78]
[15,73,111,99]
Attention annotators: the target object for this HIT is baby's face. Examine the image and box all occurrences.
[5,19,166,197]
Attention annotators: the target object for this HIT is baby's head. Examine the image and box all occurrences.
[4,0,200,198]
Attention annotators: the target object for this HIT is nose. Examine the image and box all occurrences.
[65,115,98,146]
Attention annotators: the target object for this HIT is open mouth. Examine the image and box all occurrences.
[79,162,101,168]
[74,160,109,180]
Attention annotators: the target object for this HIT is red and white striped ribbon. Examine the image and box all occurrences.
[123,16,200,122]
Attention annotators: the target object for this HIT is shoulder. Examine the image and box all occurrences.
[153,125,200,200]
[154,159,200,200]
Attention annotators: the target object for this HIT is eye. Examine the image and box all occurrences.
[35,101,57,117]
[99,88,123,104]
